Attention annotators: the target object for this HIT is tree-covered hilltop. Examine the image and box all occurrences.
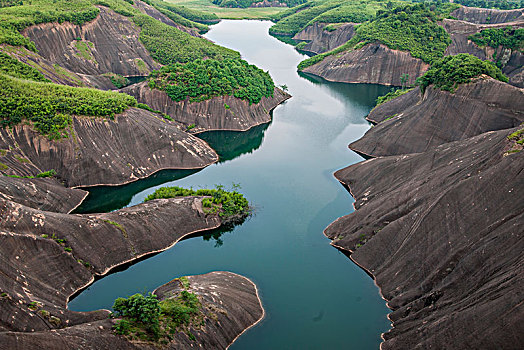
[298,3,457,70]
[0,74,137,139]
[148,58,275,104]
[453,0,524,10]
[469,26,524,52]
[416,53,508,92]
[212,0,305,8]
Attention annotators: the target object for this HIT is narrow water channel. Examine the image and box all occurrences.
[69,20,391,349]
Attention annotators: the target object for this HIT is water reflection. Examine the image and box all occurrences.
[197,122,270,163]
[74,168,201,213]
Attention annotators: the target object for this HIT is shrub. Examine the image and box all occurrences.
[469,26,524,51]
[113,293,161,338]
[416,54,508,93]
[375,88,413,107]
[144,184,250,221]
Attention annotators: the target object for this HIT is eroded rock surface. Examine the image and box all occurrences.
[0,108,218,187]
[0,270,262,350]
[302,43,429,86]
[325,128,524,349]
[450,6,523,24]
[0,195,220,332]
[0,177,86,213]
[293,22,356,55]
[352,78,524,157]
[123,83,291,132]
[23,6,160,77]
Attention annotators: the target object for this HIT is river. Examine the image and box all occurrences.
[69,20,391,349]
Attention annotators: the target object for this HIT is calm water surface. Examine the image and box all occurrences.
[70,20,391,349]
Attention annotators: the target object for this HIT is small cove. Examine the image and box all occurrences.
[69,20,391,349]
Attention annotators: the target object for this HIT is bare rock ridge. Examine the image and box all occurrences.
[153,272,264,349]
[351,78,524,157]
[0,107,218,187]
[303,42,429,86]
[325,129,524,349]
[0,177,87,213]
[23,6,160,78]
[293,22,356,55]
[0,193,264,349]
[123,82,291,132]
[299,7,524,87]
[450,6,524,24]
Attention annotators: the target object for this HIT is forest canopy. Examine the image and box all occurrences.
[148,58,275,104]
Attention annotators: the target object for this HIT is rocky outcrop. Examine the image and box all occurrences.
[0,108,218,187]
[302,43,429,86]
[351,78,524,157]
[293,22,356,55]
[23,6,160,77]
[133,0,199,36]
[450,6,523,24]
[325,127,524,349]
[153,271,264,349]
[0,195,219,331]
[443,19,524,87]
[0,271,262,350]
[0,177,87,213]
[123,83,291,132]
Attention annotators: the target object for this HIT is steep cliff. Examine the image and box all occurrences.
[443,19,524,87]
[351,78,524,157]
[123,82,291,132]
[0,108,218,187]
[302,43,429,86]
[293,22,356,55]
[325,128,524,349]
[450,6,524,24]
[23,6,160,78]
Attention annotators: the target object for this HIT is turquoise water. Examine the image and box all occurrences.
[70,20,391,349]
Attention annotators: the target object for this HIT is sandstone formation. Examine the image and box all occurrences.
[351,78,524,157]
[0,107,218,187]
[325,128,524,349]
[450,6,523,24]
[123,82,291,132]
[0,177,87,213]
[133,0,201,36]
[293,22,356,55]
[302,42,429,86]
[153,271,264,349]
[23,6,160,77]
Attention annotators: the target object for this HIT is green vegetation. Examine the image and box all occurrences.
[0,74,136,139]
[179,276,190,289]
[453,0,523,10]
[113,290,202,342]
[0,52,49,82]
[298,3,457,70]
[148,58,274,104]
[2,169,56,179]
[348,4,452,64]
[269,0,405,37]
[165,0,288,19]
[375,88,413,107]
[137,103,174,121]
[469,26,524,51]
[505,126,524,154]
[74,40,95,61]
[416,54,508,93]
[133,14,239,64]
[145,0,219,23]
[212,0,305,8]
[145,184,250,220]
[103,73,130,89]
